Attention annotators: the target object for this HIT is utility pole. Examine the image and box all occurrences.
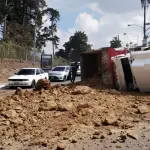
[143,0,147,46]
[33,17,37,67]
[3,0,8,39]
[51,20,55,56]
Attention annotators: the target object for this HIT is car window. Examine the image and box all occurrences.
[52,67,65,71]
[17,69,35,75]
[66,67,69,71]
[36,69,40,75]
[40,69,44,74]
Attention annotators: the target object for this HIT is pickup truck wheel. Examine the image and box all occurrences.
[31,80,36,89]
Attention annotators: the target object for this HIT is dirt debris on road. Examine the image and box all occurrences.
[0,79,150,150]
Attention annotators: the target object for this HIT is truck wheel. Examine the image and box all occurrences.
[31,80,36,89]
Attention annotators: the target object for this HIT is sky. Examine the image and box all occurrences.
[44,0,150,54]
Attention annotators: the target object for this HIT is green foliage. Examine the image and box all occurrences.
[0,0,60,50]
[59,31,92,61]
[55,49,68,60]
[110,36,122,48]
[141,0,150,7]
[52,56,69,67]
[5,23,33,47]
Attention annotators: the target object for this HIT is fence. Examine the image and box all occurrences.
[52,56,69,67]
[0,42,40,62]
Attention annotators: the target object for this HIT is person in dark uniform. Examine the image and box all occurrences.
[70,62,78,83]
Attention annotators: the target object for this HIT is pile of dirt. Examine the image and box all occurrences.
[0,59,39,83]
[0,84,150,149]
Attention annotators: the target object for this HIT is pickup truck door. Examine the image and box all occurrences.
[39,69,47,79]
[35,69,41,82]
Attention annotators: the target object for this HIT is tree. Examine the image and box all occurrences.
[63,31,92,61]
[0,0,60,52]
[110,36,122,48]
[43,8,60,56]
[55,49,68,60]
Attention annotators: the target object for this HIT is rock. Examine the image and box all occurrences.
[15,106,22,110]
[19,112,26,118]
[79,108,93,116]
[24,90,32,98]
[56,143,66,150]
[93,130,100,135]
[93,120,101,127]
[39,101,57,111]
[92,135,99,139]
[70,137,77,143]
[54,112,63,118]
[47,96,55,101]
[12,95,21,102]
[35,79,51,91]
[107,129,113,135]
[102,116,118,126]
[119,133,127,143]
[137,105,149,114]
[11,118,23,125]
[66,102,74,111]
[6,109,18,118]
[63,136,69,140]
[77,102,90,108]
[55,132,61,136]
[72,86,91,95]
[57,104,68,112]
[127,131,138,140]
[52,90,58,97]
[15,87,23,96]
[100,134,105,139]
[108,89,120,95]
[121,122,134,129]
[116,145,121,148]
[131,104,138,108]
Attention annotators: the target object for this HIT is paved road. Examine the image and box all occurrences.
[0,76,81,98]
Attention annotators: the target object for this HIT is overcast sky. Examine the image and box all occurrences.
[44,0,150,54]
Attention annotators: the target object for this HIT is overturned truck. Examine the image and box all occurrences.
[81,47,150,92]
[80,47,128,88]
[112,50,150,92]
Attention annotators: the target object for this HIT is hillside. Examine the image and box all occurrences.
[0,59,39,83]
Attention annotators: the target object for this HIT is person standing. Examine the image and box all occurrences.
[70,62,78,83]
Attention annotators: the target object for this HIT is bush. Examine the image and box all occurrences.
[52,56,69,67]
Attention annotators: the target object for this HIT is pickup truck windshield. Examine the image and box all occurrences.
[52,67,65,71]
[17,69,35,75]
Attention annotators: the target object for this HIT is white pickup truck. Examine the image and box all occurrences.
[8,68,49,88]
